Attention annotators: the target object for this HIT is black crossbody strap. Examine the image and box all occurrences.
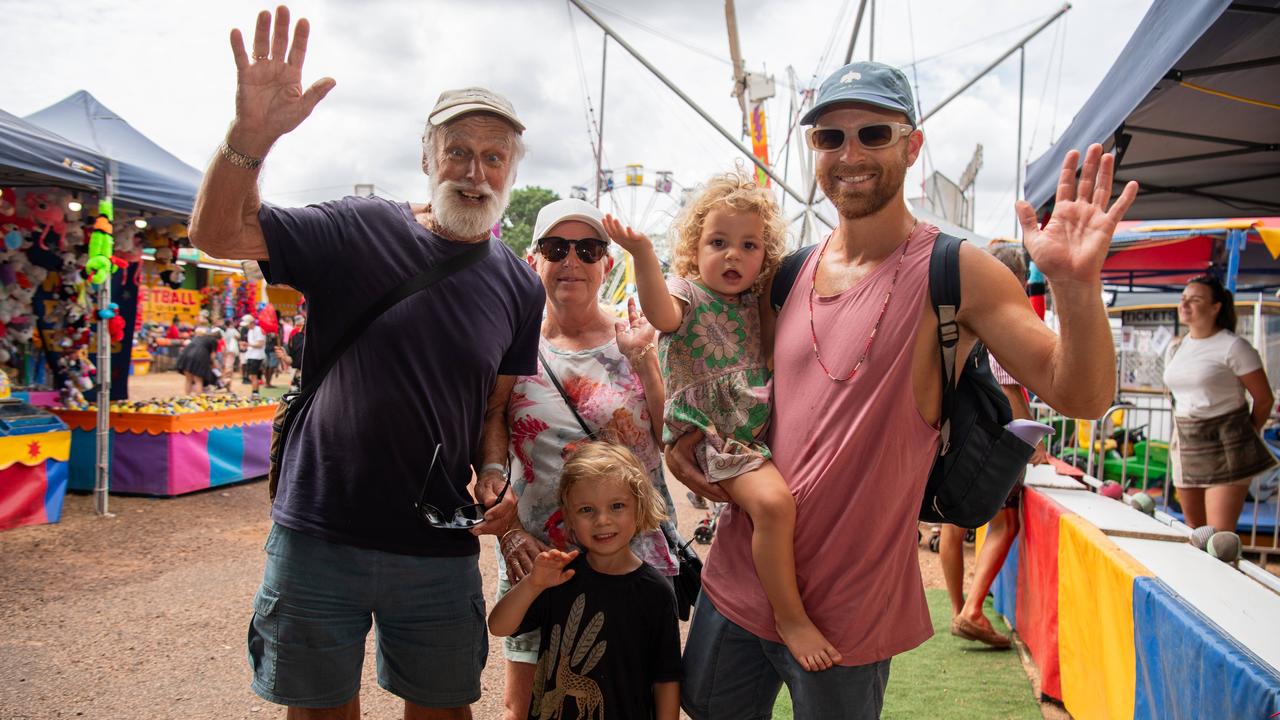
[538,349,597,441]
[930,232,964,453]
[300,240,491,397]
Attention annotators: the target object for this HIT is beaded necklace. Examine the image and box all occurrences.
[808,222,916,382]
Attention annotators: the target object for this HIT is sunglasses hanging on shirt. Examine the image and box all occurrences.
[414,443,510,530]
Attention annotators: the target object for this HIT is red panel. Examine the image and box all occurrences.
[1016,486,1067,700]
[0,463,49,531]
[1104,237,1213,271]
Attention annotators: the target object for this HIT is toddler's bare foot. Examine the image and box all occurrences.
[776,616,842,672]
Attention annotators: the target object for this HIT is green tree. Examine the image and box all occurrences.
[501,186,560,256]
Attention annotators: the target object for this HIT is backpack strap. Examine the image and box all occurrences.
[770,244,818,313]
[930,232,965,454]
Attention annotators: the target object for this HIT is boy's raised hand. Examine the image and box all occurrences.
[603,214,652,256]
[527,549,579,589]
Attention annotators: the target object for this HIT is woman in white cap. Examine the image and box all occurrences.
[495,198,677,719]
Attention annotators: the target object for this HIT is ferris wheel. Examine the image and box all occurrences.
[573,164,687,259]
[571,164,689,310]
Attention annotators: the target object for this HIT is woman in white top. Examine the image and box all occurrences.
[1163,275,1276,531]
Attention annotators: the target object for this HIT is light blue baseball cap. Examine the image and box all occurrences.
[801,61,918,127]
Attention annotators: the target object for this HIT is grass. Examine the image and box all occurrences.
[773,589,1041,719]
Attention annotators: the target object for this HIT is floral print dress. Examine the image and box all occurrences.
[661,277,772,483]
[506,336,677,575]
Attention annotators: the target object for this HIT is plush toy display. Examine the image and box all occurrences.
[84,198,116,285]
[77,393,275,414]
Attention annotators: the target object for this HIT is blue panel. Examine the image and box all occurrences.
[66,429,98,491]
[43,460,67,523]
[1132,577,1280,720]
[990,527,1020,629]
[207,426,243,487]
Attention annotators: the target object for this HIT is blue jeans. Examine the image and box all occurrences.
[681,594,891,720]
[248,524,487,709]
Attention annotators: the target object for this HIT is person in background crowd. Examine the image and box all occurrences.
[242,314,266,395]
[938,243,1048,649]
[176,327,219,395]
[1164,274,1276,532]
[264,329,279,388]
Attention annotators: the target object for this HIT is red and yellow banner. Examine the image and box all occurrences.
[140,286,202,325]
[749,103,770,187]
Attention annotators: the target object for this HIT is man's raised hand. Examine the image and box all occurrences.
[1016,143,1138,287]
[228,6,336,156]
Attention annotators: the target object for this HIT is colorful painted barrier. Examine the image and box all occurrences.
[986,468,1280,718]
[54,406,274,496]
[0,429,70,531]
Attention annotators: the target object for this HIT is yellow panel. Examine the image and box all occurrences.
[1057,514,1152,720]
[0,430,70,470]
[975,523,988,556]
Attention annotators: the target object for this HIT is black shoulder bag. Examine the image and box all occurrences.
[539,351,703,621]
[769,233,1035,529]
[268,240,491,500]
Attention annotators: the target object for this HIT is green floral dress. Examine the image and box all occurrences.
[661,277,772,482]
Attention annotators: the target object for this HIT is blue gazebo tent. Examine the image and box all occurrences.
[1024,0,1279,221]
[23,91,202,216]
[0,108,104,192]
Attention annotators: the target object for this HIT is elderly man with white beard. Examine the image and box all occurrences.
[189,7,543,720]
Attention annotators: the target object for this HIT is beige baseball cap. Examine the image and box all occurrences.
[428,87,525,133]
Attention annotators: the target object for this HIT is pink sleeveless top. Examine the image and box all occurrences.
[701,222,941,666]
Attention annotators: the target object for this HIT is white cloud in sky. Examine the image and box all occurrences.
[1,0,1152,240]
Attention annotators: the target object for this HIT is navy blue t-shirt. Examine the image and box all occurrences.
[259,196,544,556]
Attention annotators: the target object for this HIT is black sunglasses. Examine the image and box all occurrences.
[805,122,914,152]
[537,237,609,264]
[414,444,510,530]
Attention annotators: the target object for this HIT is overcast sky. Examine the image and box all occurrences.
[5,0,1152,241]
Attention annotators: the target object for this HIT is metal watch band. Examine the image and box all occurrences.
[219,141,263,170]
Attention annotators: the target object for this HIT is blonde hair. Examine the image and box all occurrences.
[670,170,788,291]
[558,441,666,534]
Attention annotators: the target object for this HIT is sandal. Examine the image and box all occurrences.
[952,616,1011,649]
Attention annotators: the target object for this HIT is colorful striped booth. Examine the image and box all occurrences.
[54,406,274,496]
[983,464,1280,719]
[0,429,70,531]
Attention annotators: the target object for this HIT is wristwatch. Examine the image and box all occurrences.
[219,141,264,170]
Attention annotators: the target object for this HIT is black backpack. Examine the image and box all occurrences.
[770,232,1033,529]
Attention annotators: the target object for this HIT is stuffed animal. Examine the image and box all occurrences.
[23,192,67,250]
[84,199,115,285]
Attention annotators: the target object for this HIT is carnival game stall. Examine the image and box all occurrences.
[0,397,70,530]
[55,395,275,496]
[979,465,1280,719]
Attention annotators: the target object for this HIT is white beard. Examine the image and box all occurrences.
[429,175,510,240]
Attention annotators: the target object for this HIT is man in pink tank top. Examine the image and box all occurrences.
[669,60,1137,719]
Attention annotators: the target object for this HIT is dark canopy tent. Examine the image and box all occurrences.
[0,108,105,192]
[1024,0,1280,221]
[23,91,203,216]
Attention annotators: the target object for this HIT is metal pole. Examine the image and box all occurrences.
[920,3,1071,125]
[843,0,870,65]
[1016,45,1025,238]
[869,0,875,62]
[569,0,835,230]
[94,165,115,517]
[595,35,608,206]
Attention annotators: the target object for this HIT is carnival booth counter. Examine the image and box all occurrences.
[979,464,1280,719]
[53,394,275,497]
[0,398,70,530]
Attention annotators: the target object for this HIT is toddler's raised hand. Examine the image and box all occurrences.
[528,549,579,589]
[603,214,652,256]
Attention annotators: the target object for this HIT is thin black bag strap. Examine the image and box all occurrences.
[770,244,818,313]
[538,349,597,441]
[930,232,964,452]
[293,239,491,402]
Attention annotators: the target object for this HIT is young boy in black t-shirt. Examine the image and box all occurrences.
[489,442,681,720]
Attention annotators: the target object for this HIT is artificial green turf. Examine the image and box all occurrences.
[773,589,1041,719]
